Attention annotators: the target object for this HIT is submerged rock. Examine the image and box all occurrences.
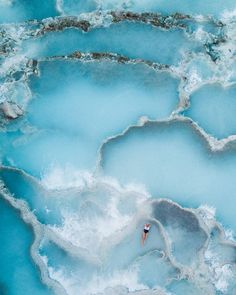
[38,17,91,35]
[0,101,23,120]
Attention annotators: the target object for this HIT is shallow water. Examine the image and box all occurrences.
[23,23,199,66]
[1,1,236,295]
[184,84,236,139]
[101,120,236,228]
[0,0,58,23]
[0,197,52,295]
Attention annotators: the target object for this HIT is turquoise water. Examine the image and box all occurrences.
[185,84,236,139]
[32,0,236,18]
[101,120,236,228]
[23,23,199,65]
[1,1,236,294]
[0,197,52,295]
[0,0,58,23]
[0,61,179,176]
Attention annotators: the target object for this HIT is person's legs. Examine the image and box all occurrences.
[141,232,147,245]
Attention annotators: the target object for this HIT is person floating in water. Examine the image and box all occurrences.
[142,223,151,245]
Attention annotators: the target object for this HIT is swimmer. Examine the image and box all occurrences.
[141,223,151,245]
